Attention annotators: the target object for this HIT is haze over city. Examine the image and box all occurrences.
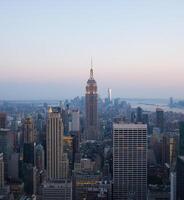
[1,0,184,99]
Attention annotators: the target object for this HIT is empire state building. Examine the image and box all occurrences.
[85,67,98,140]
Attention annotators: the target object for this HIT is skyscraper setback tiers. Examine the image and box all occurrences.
[46,108,64,180]
[85,67,98,140]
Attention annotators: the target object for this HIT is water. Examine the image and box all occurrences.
[124,99,184,114]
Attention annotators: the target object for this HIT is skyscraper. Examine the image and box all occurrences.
[179,121,184,156]
[108,88,112,102]
[46,108,64,180]
[113,123,147,200]
[176,156,184,200]
[0,129,13,179]
[0,153,4,189]
[85,67,98,140]
[0,113,6,129]
[156,108,164,133]
[71,109,80,157]
[136,107,143,123]
[23,117,35,165]
[71,109,80,132]
[23,117,35,144]
[35,144,45,171]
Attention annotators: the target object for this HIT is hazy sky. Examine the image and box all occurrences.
[0,0,184,100]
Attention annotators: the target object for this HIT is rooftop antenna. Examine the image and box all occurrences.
[90,57,93,79]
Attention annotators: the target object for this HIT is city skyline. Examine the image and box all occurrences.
[1,0,184,99]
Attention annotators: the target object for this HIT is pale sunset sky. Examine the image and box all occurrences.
[0,0,184,100]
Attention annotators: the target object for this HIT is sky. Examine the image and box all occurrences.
[0,0,184,100]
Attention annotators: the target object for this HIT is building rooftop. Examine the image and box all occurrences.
[113,123,147,129]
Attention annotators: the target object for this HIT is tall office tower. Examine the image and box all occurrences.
[170,97,173,107]
[23,117,36,165]
[0,113,6,129]
[35,144,45,171]
[85,67,98,140]
[142,112,149,125]
[176,156,184,199]
[71,109,80,154]
[8,152,19,180]
[108,88,112,102]
[23,117,35,144]
[170,172,176,200]
[71,109,80,132]
[162,134,170,166]
[162,133,178,169]
[179,121,184,156]
[46,108,64,180]
[136,107,143,123]
[23,164,37,195]
[0,129,13,179]
[156,108,164,133]
[113,123,147,200]
[61,106,70,136]
[0,153,4,188]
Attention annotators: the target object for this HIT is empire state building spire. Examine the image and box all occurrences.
[90,57,94,79]
[90,68,93,79]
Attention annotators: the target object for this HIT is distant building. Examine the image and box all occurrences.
[23,118,36,166]
[8,152,19,180]
[156,108,164,133]
[170,97,173,107]
[23,117,35,144]
[61,153,69,179]
[0,113,6,129]
[23,143,35,165]
[113,123,147,200]
[80,158,94,172]
[23,164,37,195]
[176,156,184,200]
[0,129,13,179]
[71,109,80,132]
[108,88,112,102]
[179,121,184,156]
[170,172,176,200]
[136,107,143,123]
[42,180,72,200]
[162,134,170,166]
[142,112,149,125]
[46,108,64,180]
[0,153,4,189]
[0,153,10,200]
[162,133,178,169]
[63,136,74,171]
[35,144,45,172]
[85,67,98,140]
[61,106,70,136]
[71,109,80,155]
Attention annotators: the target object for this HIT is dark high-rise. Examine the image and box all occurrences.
[156,108,164,133]
[136,107,143,123]
[179,121,184,156]
[176,156,184,200]
[22,117,35,165]
[0,129,13,179]
[85,67,98,140]
[0,113,6,129]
